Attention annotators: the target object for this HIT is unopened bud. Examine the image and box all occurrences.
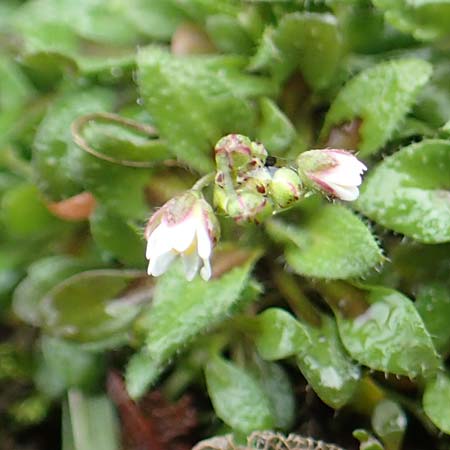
[215,186,273,224]
[269,167,303,208]
[215,134,268,175]
[297,149,367,202]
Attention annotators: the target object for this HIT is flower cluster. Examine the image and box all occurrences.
[144,136,367,281]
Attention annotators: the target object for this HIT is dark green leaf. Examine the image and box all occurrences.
[35,336,104,396]
[1,183,61,237]
[90,206,145,267]
[71,147,152,221]
[41,270,152,342]
[356,139,450,243]
[12,256,87,326]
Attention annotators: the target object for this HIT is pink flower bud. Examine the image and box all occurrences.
[145,192,220,281]
[297,149,367,201]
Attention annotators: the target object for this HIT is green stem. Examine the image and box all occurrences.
[191,172,215,192]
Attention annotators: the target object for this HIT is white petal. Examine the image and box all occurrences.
[170,216,197,253]
[320,162,362,186]
[182,252,201,281]
[333,151,367,171]
[146,222,171,259]
[196,221,212,260]
[200,258,212,281]
[148,250,176,276]
[328,182,359,201]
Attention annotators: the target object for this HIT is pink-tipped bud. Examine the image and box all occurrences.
[145,192,220,281]
[297,149,367,201]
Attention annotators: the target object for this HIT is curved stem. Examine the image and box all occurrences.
[191,172,215,192]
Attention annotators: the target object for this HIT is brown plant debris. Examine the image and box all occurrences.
[192,431,346,450]
[107,371,197,450]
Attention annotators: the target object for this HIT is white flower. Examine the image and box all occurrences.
[145,192,219,281]
[297,149,367,201]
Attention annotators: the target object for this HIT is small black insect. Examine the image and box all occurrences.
[265,156,277,167]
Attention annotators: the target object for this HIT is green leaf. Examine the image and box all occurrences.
[1,183,61,238]
[14,0,141,47]
[356,139,450,243]
[65,390,120,450]
[251,308,311,360]
[90,206,145,267]
[415,283,450,354]
[33,88,115,199]
[267,204,383,279]
[250,358,295,430]
[137,47,275,173]
[334,286,440,378]
[127,254,259,396]
[296,316,361,409]
[35,336,104,396]
[257,97,296,155]
[391,242,450,286]
[321,58,432,157]
[372,399,407,450]
[353,429,385,450]
[12,256,87,326]
[125,0,187,41]
[373,0,450,41]
[423,372,450,434]
[71,146,152,221]
[206,15,254,55]
[250,12,342,90]
[41,270,151,342]
[205,356,274,434]
[0,55,34,112]
[414,62,450,128]
[74,113,171,166]
[125,350,164,399]
[140,255,258,362]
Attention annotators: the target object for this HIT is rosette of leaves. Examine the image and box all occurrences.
[1,1,450,450]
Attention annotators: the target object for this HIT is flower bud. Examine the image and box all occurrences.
[228,190,274,224]
[145,191,220,281]
[214,134,268,176]
[297,149,367,201]
[269,167,303,208]
[214,186,273,224]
